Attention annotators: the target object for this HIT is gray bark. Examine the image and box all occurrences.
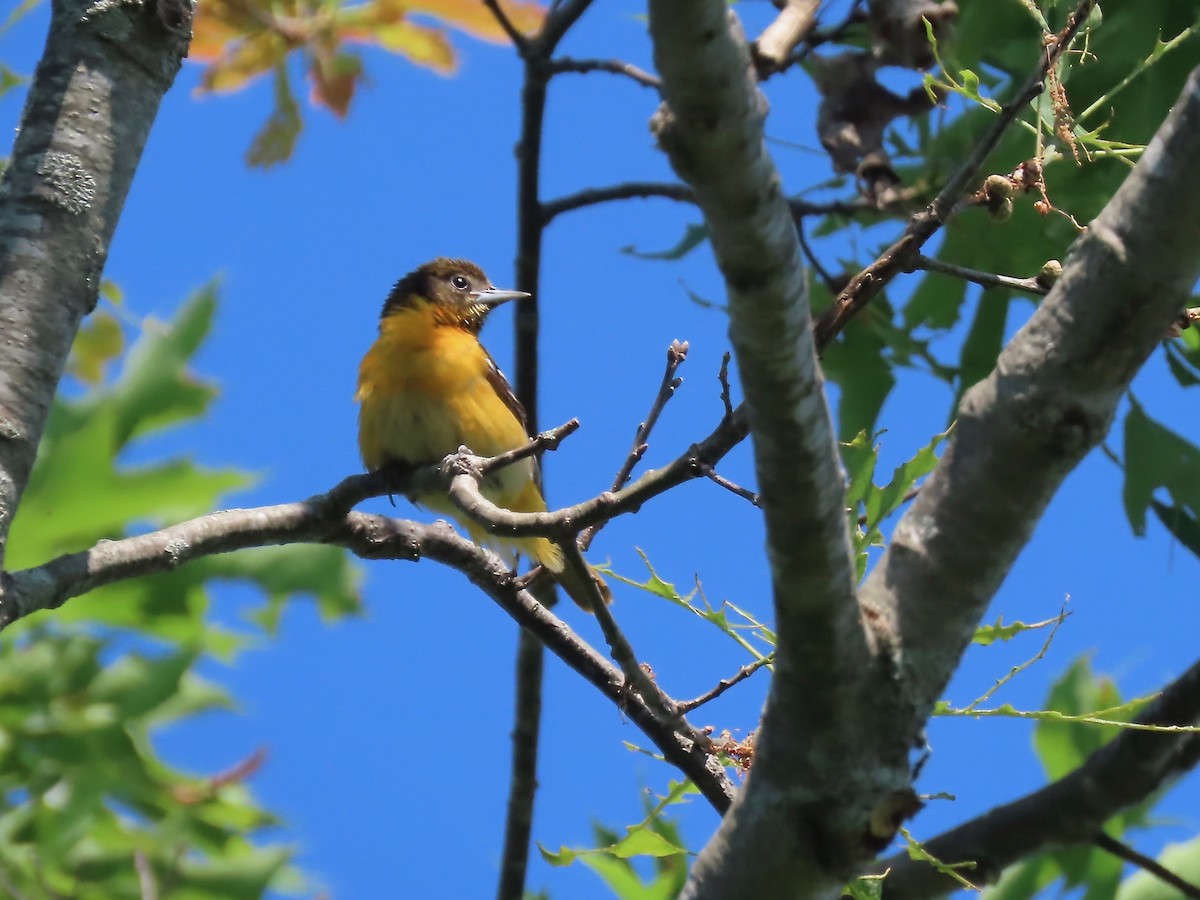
[0,0,189,571]
[647,0,1200,893]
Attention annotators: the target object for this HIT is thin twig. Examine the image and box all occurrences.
[479,419,579,477]
[696,462,759,507]
[482,0,531,55]
[1094,832,1200,899]
[563,541,688,731]
[537,0,594,52]
[908,254,1049,296]
[717,352,734,421]
[813,0,1096,346]
[547,57,661,89]
[612,340,689,492]
[797,220,839,292]
[579,341,689,552]
[678,656,774,712]
[542,181,696,225]
[964,601,1069,712]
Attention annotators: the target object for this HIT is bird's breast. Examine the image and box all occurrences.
[356,319,528,470]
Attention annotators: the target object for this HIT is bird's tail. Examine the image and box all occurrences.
[535,535,609,614]
[529,537,611,612]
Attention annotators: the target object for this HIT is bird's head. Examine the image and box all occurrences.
[381,258,528,333]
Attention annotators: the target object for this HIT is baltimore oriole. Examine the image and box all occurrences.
[356,257,608,610]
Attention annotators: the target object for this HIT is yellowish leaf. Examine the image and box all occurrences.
[376,0,545,44]
[344,18,457,73]
[308,48,363,117]
[200,31,288,93]
[68,311,124,386]
[189,0,268,60]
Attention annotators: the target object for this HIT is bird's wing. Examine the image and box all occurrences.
[482,349,528,432]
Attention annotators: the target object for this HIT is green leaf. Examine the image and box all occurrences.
[1164,339,1200,387]
[955,292,1010,411]
[1122,398,1200,536]
[621,223,708,261]
[823,312,896,441]
[864,427,950,528]
[67,310,125,386]
[1150,498,1200,557]
[984,856,1061,900]
[844,874,887,900]
[841,430,880,510]
[973,615,1059,646]
[247,63,303,169]
[87,648,199,720]
[1033,657,1127,781]
[229,545,362,631]
[607,828,687,859]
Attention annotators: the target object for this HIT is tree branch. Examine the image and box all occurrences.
[859,60,1200,758]
[753,0,821,74]
[542,181,696,225]
[907,254,1050,296]
[678,656,773,713]
[878,656,1200,897]
[3,469,738,810]
[483,0,531,56]
[545,57,661,90]
[0,0,190,565]
[1093,833,1200,900]
[812,0,1095,346]
[648,2,901,896]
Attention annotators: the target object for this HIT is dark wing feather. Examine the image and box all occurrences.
[482,350,544,489]
[483,350,528,431]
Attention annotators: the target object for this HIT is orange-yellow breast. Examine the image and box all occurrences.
[355,306,563,571]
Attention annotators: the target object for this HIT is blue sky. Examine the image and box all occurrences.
[3,2,1199,897]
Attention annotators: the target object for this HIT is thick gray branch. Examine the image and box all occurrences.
[648,4,907,898]
[3,472,738,810]
[0,0,190,565]
[860,63,1200,810]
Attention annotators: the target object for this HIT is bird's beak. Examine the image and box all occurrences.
[473,287,530,307]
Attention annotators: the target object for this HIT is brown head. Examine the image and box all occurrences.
[380,258,528,333]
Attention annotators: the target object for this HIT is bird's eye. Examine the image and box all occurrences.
[450,275,471,291]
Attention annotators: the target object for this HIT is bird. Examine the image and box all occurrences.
[355,257,609,611]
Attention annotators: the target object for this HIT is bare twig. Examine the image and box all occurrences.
[696,462,760,507]
[612,340,689,492]
[542,181,696,224]
[483,0,531,55]
[1094,832,1200,900]
[797,221,839,292]
[562,540,688,731]
[479,419,579,477]
[813,0,1096,346]
[908,254,1049,296]
[580,341,690,552]
[537,0,594,51]
[717,353,734,421]
[547,57,661,89]
[678,656,774,712]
